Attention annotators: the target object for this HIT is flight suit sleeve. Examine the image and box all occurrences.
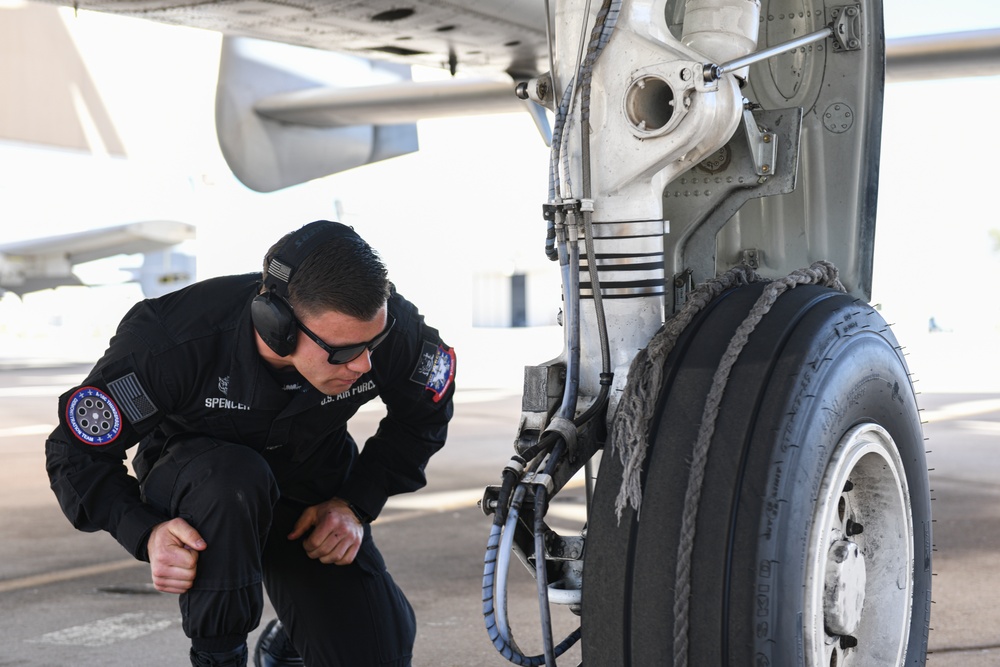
[45,304,178,560]
[337,292,455,521]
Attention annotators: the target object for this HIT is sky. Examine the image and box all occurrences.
[1,0,1000,388]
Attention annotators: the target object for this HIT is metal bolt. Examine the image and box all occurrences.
[840,635,859,649]
[536,78,549,99]
[846,519,864,536]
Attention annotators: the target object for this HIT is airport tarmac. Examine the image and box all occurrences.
[1,327,998,666]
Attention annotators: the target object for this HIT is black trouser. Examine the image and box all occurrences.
[140,436,416,666]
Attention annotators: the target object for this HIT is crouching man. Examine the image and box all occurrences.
[45,221,456,666]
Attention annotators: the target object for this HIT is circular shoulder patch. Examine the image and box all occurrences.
[66,387,122,446]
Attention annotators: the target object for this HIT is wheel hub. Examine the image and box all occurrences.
[824,539,866,636]
[805,423,914,666]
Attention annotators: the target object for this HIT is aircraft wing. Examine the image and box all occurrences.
[886,28,1000,82]
[35,0,550,78]
[28,1,1000,192]
[0,220,195,296]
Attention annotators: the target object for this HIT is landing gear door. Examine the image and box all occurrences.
[666,0,885,302]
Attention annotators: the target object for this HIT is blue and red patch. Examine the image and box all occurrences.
[66,387,122,446]
[410,342,456,403]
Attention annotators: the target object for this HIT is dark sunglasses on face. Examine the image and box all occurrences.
[296,314,395,365]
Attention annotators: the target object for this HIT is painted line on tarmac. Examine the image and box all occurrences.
[377,478,587,525]
[26,611,175,647]
[0,558,143,594]
[0,386,66,398]
[923,398,1000,423]
[376,487,492,525]
[953,420,1000,435]
[0,423,55,437]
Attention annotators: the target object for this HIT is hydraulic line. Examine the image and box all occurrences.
[495,485,528,650]
[532,440,567,665]
[484,450,582,666]
[556,214,581,422]
[486,1,622,664]
[545,85,576,262]
[534,483,555,666]
[542,0,561,104]
[533,169,580,665]
[553,0,620,423]
[578,0,618,388]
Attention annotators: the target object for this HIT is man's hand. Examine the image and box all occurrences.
[287,498,363,565]
[147,518,206,594]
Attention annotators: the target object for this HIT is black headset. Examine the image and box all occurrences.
[251,220,361,357]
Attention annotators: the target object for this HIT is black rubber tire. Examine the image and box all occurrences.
[581,282,932,665]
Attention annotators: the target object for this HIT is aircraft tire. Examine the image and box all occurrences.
[581,282,932,666]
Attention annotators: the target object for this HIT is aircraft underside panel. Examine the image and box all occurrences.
[33,0,551,78]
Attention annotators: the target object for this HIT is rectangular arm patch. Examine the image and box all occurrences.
[107,372,159,424]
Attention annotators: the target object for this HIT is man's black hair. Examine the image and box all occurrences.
[262,226,390,321]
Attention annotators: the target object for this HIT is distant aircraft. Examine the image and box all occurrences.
[0,220,195,297]
[0,5,199,300]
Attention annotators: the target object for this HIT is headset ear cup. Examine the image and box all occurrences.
[251,293,298,357]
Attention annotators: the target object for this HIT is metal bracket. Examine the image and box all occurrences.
[831,5,863,52]
[480,485,501,517]
[672,268,695,313]
[741,248,762,270]
[542,416,578,451]
[522,472,555,493]
[545,533,585,561]
[742,106,777,177]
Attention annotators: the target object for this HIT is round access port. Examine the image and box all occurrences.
[624,76,675,133]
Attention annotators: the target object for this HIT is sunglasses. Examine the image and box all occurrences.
[296,314,395,365]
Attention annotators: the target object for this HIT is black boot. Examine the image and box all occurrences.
[254,619,304,667]
[190,644,249,667]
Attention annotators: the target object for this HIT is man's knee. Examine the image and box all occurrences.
[142,437,278,517]
[177,442,278,513]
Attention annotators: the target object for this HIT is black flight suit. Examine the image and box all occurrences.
[45,273,456,665]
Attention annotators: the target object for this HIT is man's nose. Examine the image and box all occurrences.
[346,349,372,373]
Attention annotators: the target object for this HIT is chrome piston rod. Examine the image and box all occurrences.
[703,26,834,81]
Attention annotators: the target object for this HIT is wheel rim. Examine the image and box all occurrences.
[805,423,914,666]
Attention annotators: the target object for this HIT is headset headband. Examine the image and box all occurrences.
[264,220,360,299]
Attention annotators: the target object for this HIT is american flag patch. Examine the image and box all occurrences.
[107,373,159,424]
